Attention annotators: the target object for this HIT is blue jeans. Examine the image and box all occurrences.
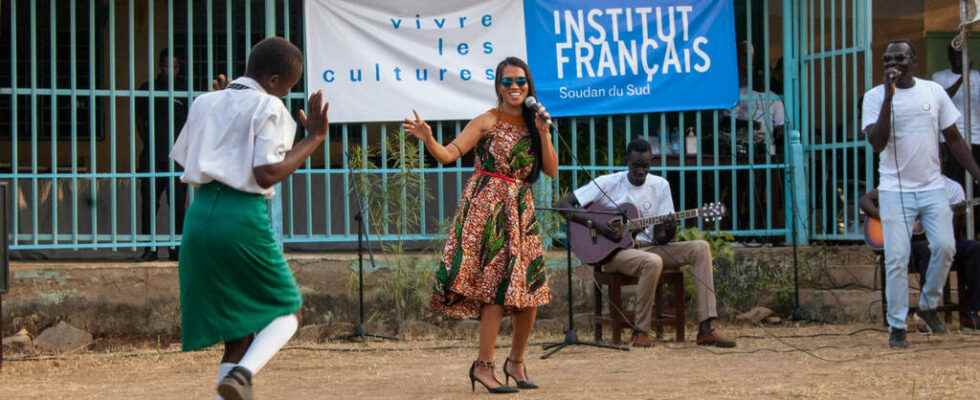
[879,189,956,330]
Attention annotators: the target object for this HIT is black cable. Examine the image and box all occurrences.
[550,120,631,232]
[891,100,915,243]
[667,340,980,362]
[281,340,554,354]
[733,327,886,340]
[3,340,559,363]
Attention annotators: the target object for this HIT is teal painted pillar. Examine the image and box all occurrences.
[264,0,285,248]
[782,0,808,245]
[789,129,808,245]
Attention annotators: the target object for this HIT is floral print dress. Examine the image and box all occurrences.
[431,109,550,319]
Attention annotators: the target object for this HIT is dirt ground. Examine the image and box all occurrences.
[3,324,980,399]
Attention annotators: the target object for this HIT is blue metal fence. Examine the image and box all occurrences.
[794,0,874,241]
[0,0,871,251]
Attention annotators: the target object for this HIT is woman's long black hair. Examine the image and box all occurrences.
[494,57,544,184]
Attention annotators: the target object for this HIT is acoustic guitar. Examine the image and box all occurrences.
[569,202,726,264]
[862,198,980,250]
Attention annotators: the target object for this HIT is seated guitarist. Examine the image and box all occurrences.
[556,138,736,348]
[860,175,980,329]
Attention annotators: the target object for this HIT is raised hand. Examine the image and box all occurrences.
[298,89,330,139]
[883,67,899,99]
[211,74,228,91]
[402,109,433,142]
[534,107,552,135]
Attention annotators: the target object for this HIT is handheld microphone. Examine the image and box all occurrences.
[524,96,553,126]
[886,69,900,80]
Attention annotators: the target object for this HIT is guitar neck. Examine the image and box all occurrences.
[952,198,980,212]
[626,208,701,231]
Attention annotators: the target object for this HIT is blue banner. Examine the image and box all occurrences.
[523,0,739,117]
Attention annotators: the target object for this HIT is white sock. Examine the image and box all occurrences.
[214,362,236,400]
[238,314,299,376]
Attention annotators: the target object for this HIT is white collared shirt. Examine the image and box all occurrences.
[170,77,297,198]
[931,69,980,144]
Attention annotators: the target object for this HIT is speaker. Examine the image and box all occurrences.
[0,182,8,294]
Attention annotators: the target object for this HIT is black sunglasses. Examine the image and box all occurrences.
[500,77,528,87]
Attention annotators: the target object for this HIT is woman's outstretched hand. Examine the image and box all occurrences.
[403,110,433,142]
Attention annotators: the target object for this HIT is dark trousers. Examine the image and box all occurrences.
[911,239,980,311]
[140,172,187,251]
[942,143,980,229]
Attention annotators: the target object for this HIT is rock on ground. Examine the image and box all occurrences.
[34,321,93,353]
[736,307,775,324]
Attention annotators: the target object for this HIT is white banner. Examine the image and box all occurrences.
[305,0,527,123]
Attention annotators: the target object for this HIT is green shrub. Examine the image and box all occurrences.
[346,130,436,327]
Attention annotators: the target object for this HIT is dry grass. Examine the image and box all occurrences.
[3,324,980,399]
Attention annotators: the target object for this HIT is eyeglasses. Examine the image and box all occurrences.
[883,55,910,63]
[500,77,528,87]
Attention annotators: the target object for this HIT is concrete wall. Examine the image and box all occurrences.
[1,246,898,343]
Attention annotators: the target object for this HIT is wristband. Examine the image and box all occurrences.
[448,142,462,156]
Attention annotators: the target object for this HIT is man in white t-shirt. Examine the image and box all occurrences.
[933,43,980,222]
[863,39,980,348]
[932,43,980,145]
[556,138,735,349]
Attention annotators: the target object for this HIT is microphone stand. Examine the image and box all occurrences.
[536,207,629,359]
[334,151,398,342]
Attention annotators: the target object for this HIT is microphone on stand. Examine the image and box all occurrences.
[524,96,553,127]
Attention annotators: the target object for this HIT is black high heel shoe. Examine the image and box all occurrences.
[504,357,539,390]
[469,360,519,394]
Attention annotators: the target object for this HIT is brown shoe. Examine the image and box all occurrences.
[631,332,655,348]
[961,312,980,330]
[696,329,736,348]
[217,366,253,400]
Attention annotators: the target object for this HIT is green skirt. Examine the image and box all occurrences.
[178,182,302,351]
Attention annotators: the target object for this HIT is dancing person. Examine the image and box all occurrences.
[555,138,736,349]
[170,37,330,400]
[403,56,558,394]
[863,39,980,348]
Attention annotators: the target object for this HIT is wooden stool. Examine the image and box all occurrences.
[654,270,686,342]
[593,265,686,344]
[877,247,968,327]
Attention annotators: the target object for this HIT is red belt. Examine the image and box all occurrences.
[475,169,520,185]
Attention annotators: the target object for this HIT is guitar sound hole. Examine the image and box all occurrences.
[609,219,623,233]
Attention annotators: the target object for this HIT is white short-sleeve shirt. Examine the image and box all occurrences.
[943,175,966,205]
[931,69,980,144]
[170,77,297,198]
[727,87,786,131]
[572,171,674,243]
[862,77,960,193]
